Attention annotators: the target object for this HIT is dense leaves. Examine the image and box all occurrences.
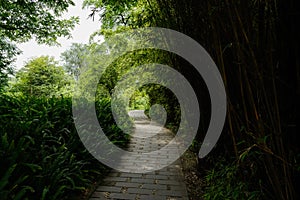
[0,94,129,199]
[0,1,132,199]
[0,37,20,90]
[1,0,299,199]
[83,0,138,29]
[13,56,73,97]
[0,0,78,44]
[0,0,78,88]
[84,0,300,199]
[61,43,89,81]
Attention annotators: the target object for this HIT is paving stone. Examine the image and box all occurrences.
[155,171,176,176]
[109,193,137,199]
[119,173,143,178]
[139,194,167,200]
[156,190,186,196]
[167,197,188,200]
[127,188,154,195]
[156,180,182,185]
[104,177,128,182]
[89,110,189,200]
[131,178,154,184]
[145,174,169,180]
[142,183,167,190]
[169,185,187,191]
[96,186,121,193]
[115,182,141,188]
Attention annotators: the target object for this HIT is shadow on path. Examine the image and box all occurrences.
[89,110,189,200]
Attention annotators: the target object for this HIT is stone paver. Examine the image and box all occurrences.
[90,110,189,200]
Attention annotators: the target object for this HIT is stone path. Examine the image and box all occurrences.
[90,110,189,200]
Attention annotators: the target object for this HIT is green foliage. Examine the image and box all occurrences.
[74,15,181,134]
[96,97,131,147]
[0,36,20,90]
[0,0,78,45]
[203,158,262,200]
[0,0,78,91]
[61,43,90,81]
[0,94,129,199]
[87,0,300,198]
[13,56,73,97]
[129,90,150,110]
[83,0,139,29]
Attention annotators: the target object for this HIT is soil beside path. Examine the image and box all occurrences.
[89,110,189,200]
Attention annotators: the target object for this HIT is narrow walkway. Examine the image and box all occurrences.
[90,110,189,200]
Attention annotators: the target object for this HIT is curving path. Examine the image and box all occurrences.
[90,110,189,200]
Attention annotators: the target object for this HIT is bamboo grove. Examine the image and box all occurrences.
[0,0,299,199]
[83,0,300,198]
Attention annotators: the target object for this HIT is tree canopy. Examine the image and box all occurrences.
[14,56,72,97]
[61,43,89,81]
[0,0,78,44]
[0,0,78,89]
[0,36,20,89]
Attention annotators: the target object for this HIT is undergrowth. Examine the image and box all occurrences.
[0,94,129,199]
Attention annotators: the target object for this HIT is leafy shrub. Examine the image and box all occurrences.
[95,97,132,148]
[203,158,263,200]
[0,94,129,199]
